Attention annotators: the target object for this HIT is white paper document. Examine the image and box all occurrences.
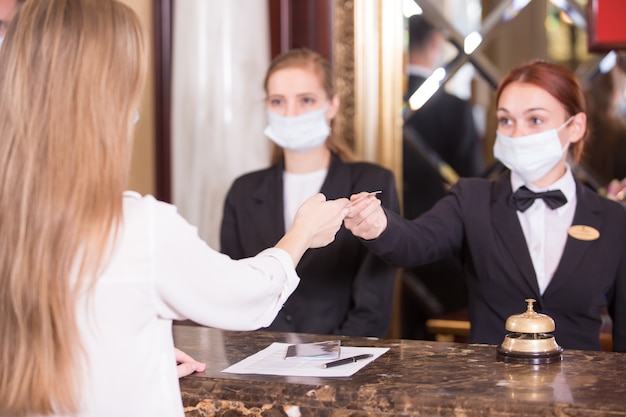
[222,342,389,377]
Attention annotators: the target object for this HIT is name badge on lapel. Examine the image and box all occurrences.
[568,225,600,241]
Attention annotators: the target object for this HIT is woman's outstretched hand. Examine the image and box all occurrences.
[343,192,387,241]
[276,193,349,266]
[293,193,350,248]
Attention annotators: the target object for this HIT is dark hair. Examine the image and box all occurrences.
[496,60,586,160]
[408,14,438,52]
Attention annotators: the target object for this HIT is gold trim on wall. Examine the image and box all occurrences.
[333,0,356,152]
[338,0,405,339]
[377,0,403,184]
[335,0,403,186]
[354,0,379,162]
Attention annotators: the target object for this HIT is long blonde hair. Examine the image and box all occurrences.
[0,0,147,415]
[264,48,356,164]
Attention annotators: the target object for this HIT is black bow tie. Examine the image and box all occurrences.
[511,186,567,212]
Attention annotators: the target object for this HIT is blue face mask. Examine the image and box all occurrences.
[263,105,330,152]
[493,116,573,183]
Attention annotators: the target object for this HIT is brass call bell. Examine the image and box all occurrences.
[497,298,563,364]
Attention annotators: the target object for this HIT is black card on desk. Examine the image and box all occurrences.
[284,340,341,359]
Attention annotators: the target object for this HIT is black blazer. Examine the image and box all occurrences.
[403,74,483,218]
[220,153,400,338]
[364,172,626,351]
[405,74,482,177]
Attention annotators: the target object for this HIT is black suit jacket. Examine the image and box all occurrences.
[364,172,626,351]
[220,153,400,337]
[401,74,479,332]
[404,74,482,218]
[406,74,480,177]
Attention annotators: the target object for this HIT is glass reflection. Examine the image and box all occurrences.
[403,0,622,189]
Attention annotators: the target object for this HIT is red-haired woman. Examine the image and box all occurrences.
[345,60,626,352]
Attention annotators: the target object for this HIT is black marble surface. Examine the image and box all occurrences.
[174,325,626,416]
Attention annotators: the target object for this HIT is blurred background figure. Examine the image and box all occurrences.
[221,48,400,338]
[403,14,484,218]
[581,56,626,190]
[400,14,485,340]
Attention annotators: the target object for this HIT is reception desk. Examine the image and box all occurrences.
[173,325,626,416]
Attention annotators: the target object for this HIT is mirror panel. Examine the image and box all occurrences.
[399,0,623,187]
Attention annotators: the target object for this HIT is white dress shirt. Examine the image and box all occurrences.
[406,64,433,78]
[511,167,577,294]
[75,191,299,417]
[283,169,327,231]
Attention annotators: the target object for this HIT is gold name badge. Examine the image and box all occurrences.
[568,225,600,241]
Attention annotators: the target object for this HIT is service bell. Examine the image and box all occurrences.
[496,298,563,364]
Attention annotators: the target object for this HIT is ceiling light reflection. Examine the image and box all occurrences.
[464,31,483,55]
[403,0,422,18]
[503,0,531,21]
[408,67,446,111]
[599,51,617,74]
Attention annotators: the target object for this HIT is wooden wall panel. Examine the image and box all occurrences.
[268,0,334,63]
[153,0,172,202]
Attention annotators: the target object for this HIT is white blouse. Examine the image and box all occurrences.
[282,168,327,231]
[511,167,577,295]
[75,191,299,417]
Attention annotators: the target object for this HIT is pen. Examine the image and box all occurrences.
[323,354,374,368]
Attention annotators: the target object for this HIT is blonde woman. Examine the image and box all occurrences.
[221,49,400,338]
[0,1,348,416]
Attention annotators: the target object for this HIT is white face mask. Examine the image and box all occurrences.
[0,36,4,48]
[493,116,573,183]
[263,105,330,152]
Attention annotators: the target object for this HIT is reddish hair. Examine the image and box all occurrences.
[496,60,587,160]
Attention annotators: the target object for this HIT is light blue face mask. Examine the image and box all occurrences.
[263,104,330,152]
[493,116,573,183]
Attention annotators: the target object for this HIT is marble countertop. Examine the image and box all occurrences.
[174,324,626,416]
